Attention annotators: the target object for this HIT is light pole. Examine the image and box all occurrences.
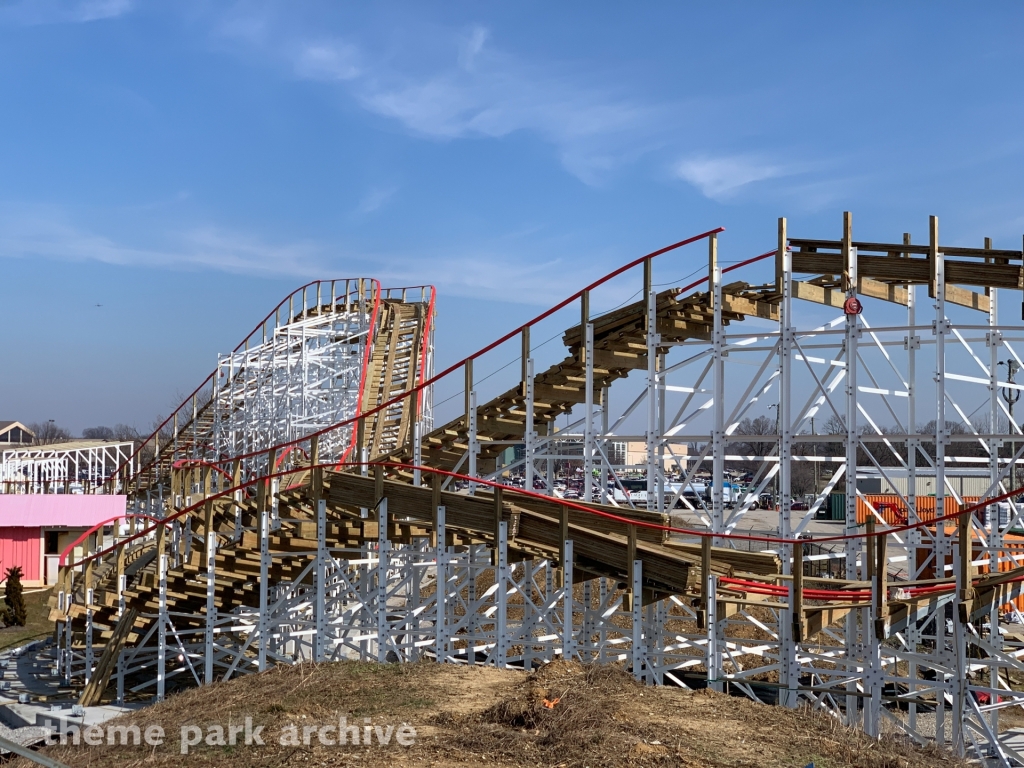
[1000,360,1021,490]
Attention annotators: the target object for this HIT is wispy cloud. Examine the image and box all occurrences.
[218,21,665,185]
[0,0,133,24]
[675,155,788,201]
[0,205,581,305]
[293,40,361,81]
[457,25,488,72]
[0,207,325,278]
[357,34,661,183]
[352,187,397,216]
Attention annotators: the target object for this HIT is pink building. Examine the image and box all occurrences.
[0,495,127,586]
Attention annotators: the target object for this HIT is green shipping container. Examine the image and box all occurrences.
[829,493,846,521]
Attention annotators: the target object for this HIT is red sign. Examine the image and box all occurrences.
[843,297,863,315]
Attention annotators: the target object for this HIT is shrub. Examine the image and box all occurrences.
[2,567,27,627]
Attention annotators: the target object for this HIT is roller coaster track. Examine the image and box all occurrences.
[53,221,1024,762]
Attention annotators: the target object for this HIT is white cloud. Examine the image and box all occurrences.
[458,25,488,71]
[0,205,581,305]
[350,38,660,184]
[0,207,325,278]
[75,0,131,22]
[221,23,665,185]
[353,187,397,216]
[675,155,787,200]
[0,0,132,24]
[293,41,361,81]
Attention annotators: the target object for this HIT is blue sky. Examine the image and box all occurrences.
[3,2,1023,434]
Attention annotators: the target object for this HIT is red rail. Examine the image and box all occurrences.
[59,513,163,567]
[63,458,1024,579]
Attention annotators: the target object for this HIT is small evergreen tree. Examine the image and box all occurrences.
[3,567,27,627]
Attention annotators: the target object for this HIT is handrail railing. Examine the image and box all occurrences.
[63,458,1024,574]
[59,512,162,568]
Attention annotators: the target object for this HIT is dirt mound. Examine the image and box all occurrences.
[441,661,653,764]
[10,661,966,768]
[440,661,964,768]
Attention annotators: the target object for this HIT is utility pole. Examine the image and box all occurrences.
[1000,360,1021,490]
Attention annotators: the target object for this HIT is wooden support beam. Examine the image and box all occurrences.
[580,290,589,365]
[465,359,473,426]
[625,523,638,611]
[944,283,990,313]
[793,278,909,308]
[374,465,384,510]
[310,434,322,502]
[643,257,653,333]
[929,214,939,299]
[776,217,786,294]
[865,516,875,581]
[984,236,993,297]
[698,535,711,629]
[202,495,214,570]
[493,485,503,545]
[874,531,888,640]
[709,233,718,310]
[521,326,530,395]
[842,211,853,292]
[958,506,975,604]
[431,473,441,548]
[792,541,804,641]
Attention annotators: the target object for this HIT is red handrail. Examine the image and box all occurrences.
[171,459,234,483]
[59,513,163,567]
[62,457,1024,573]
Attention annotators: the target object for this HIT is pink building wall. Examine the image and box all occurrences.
[0,528,41,582]
[0,495,127,585]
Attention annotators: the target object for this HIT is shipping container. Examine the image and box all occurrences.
[829,493,846,521]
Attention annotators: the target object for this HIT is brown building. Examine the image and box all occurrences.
[0,421,34,446]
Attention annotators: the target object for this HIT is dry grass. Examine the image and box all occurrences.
[9,660,968,768]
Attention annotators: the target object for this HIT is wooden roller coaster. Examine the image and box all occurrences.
[49,216,1024,764]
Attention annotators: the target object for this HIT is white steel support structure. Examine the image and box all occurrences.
[55,220,1024,763]
[1,441,135,494]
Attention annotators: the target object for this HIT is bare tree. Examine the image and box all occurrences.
[83,426,115,440]
[112,424,141,442]
[28,422,72,445]
[728,416,776,457]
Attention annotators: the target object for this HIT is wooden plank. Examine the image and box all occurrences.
[945,260,1023,291]
[663,540,780,576]
[789,237,1022,260]
[721,294,779,321]
[793,278,908,308]
[944,283,990,312]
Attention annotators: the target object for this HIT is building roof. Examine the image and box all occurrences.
[2,439,134,455]
[857,466,992,477]
[0,421,34,438]
[0,494,127,527]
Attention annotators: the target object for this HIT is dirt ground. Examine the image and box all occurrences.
[11,661,967,768]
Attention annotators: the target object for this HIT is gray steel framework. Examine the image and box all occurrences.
[56,216,1024,764]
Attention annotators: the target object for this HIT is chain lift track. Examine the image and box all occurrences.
[51,217,1024,763]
